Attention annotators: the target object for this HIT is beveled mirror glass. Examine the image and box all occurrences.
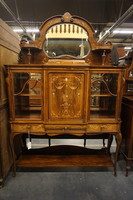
[43,23,90,58]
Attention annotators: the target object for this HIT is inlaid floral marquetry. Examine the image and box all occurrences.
[48,73,85,120]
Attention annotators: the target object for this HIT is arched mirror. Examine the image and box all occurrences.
[43,23,90,58]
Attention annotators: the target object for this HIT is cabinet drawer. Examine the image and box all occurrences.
[45,125,86,133]
[87,124,119,133]
[11,124,45,132]
[11,124,29,132]
[30,124,45,132]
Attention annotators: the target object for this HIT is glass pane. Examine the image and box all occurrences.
[14,72,41,95]
[127,83,133,92]
[91,73,118,95]
[44,23,90,58]
[14,96,41,119]
[90,73,118,119]
[90,96,116,119]
[13,72,42,119]
[129,70,133,78]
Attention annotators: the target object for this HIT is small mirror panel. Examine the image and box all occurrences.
[43,23,90,58]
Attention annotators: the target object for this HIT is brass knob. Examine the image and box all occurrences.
[100,126,105,131]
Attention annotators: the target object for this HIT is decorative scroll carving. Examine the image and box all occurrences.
[91,73,118,96]
[14,72,41,96]
[61,12,73,23]
[49,73,84,119]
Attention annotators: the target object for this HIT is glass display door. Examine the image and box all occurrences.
[13,71,43,119]
[90,73,119,119]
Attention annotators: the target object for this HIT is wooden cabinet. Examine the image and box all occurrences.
[121,50,133,175]
[121,96,133,176]
[122,51,133,96]
[5,12,124,176]
[0,19,20,187]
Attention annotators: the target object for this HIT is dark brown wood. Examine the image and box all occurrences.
[17,154,113,168]
[0,19,20,186]
[120,48,133,175]
[16,145,113,168]
[121,96,133,176]
[121,50,133,96]
[5,12,124,177]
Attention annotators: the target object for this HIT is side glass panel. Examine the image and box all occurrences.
[129,70,133,78]
[90,73,118,119]
[127,82,133,92]
[13,72,42,119]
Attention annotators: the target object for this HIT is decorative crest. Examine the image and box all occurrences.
[61,12,73,22]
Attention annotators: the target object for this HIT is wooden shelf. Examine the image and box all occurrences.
[91,94,112,97]
[90,114,115,119]
[16,154,113,168]
[16,146,113,168]
[17,94,41,97]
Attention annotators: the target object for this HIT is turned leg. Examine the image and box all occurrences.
[114,132,122,176]
[103,139,105,147]
[126,159,133,176]
[48,137,51,146]
[9,134,16,177]
[126,163,130,176]
[107,134,113,154]
[84,138,86,147]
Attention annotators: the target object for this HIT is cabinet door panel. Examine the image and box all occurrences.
[90,73,118,119]
[48,72,85,121]
[13,72,43,120]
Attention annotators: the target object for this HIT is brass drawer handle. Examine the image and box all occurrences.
[27,125,31,131]
[100,126,105,131]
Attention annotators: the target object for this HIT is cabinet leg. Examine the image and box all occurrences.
[84,138,86,147]
[9,134,16,177]
[48,138,51,147]
[103,139,105,147]
[126,164,130,177]
[114,132,122,176]
[107,134,113,154]
[126,160,132,176]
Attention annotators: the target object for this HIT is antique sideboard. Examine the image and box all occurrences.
[5,12,124,176]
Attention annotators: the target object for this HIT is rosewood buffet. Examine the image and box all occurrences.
[5,12,124,176]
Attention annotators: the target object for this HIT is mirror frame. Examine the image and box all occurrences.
[20,12,112,63]
[37,12,99,61]
[43,23,90,59]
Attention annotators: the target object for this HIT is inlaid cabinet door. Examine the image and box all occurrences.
[47,71,86,121]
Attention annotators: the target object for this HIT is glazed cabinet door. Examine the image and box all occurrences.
[10,71,44,120]
[89,71,121,120]
[46,71,87,122]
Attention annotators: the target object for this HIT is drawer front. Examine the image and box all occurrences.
[45,125,86,133]
[11,123,119,134]
[30,124,45,132]
[11,124,29,132]
[11,124,45,132]
[87,124,119,133]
